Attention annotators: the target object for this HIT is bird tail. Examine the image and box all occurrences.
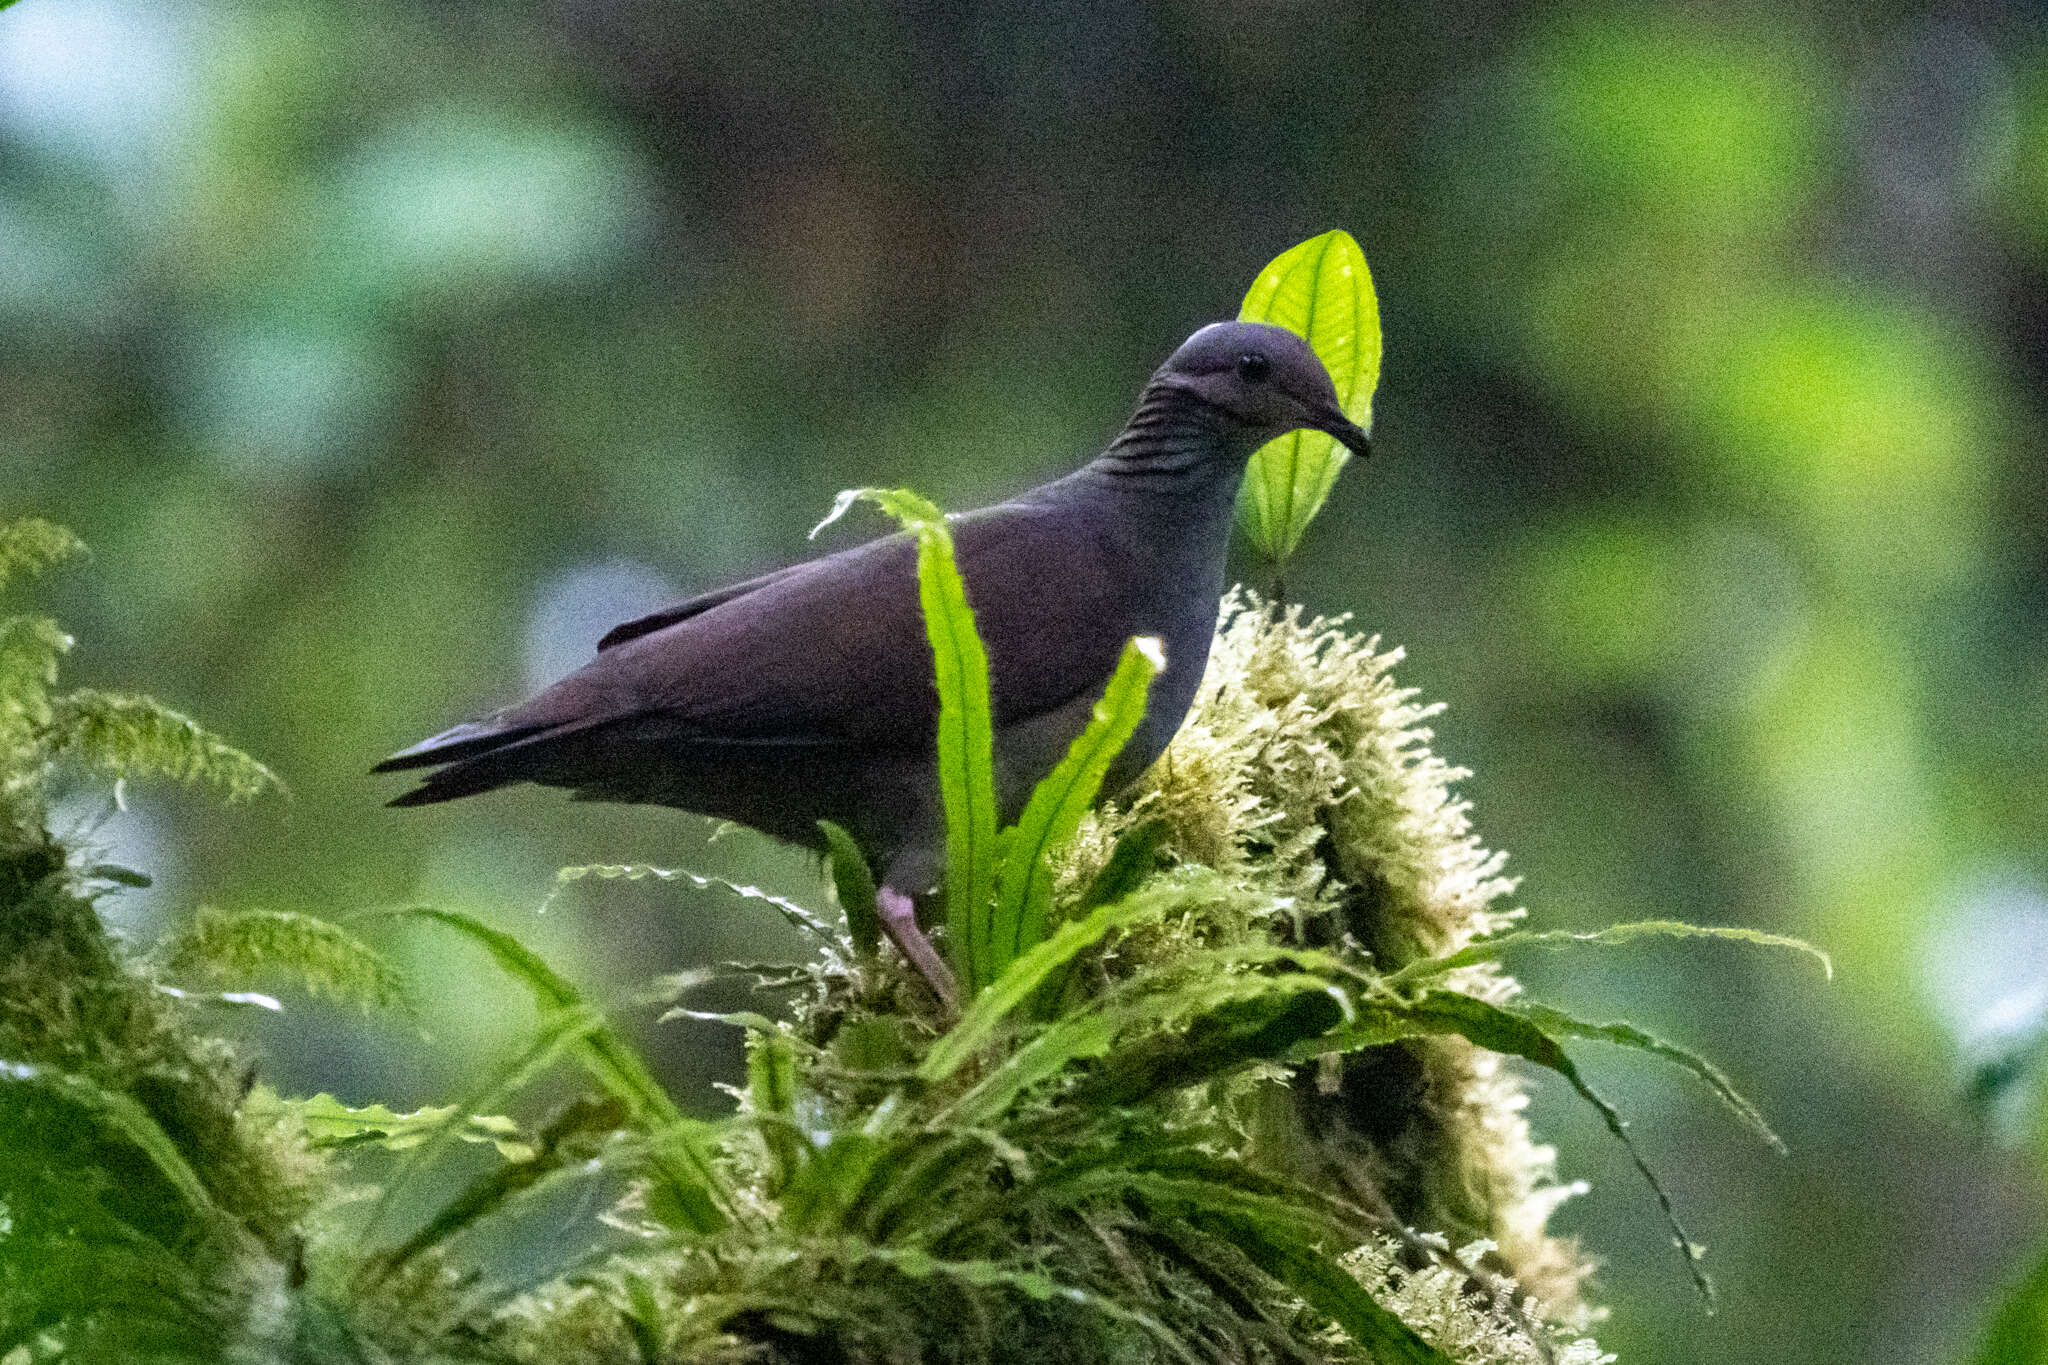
[372,720,548,773]
[374,718,610,807]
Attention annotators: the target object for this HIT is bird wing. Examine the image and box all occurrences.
[498,498,1140,751]
[595,562,808,651]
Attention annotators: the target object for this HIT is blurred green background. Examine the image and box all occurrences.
[4,1,2046,1359]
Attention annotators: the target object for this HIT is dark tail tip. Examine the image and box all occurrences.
[371,722,544,774]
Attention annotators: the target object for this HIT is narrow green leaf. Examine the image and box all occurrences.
[942,1009,1123,1128]
[991,636,1162,981]
[814,487,999,994]
[1187,1211,1458,1365]
[247,1089,529,1157]
[1236,230,1381,563]
[854,1127,1034,1244]
[1078,976,1352,1108]
[1514,1000,1786,1153]
[956,1143,1363,1249]
[1351,988,1717,1306]
[86,863,152,888]
[161,907,411,1016]
[0,1059,220,1223]
[836,1243,1199,1362]
[553,862,834,940]
[748,1029,808,1193]
[818,819,883,959]
[395,906,731,1232]
[1076,818,1171,912]
[1381,919,1833,991]
[365,1005,606,1258]
[372,1095,626,1274]
[918,880,1198,1085]
[779,1129,889,1235]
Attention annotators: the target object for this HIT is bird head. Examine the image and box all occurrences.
[1156,321,1372,459]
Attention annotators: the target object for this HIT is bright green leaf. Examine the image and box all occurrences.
[814,487,998,994]
[363,1004,607,1260]
[918,879,1200,1086]
[1236,230,1381,563]
[818,820,883,959]
[748,1029,808,1193]
[372,1094,625,1276]
[1332,988,1717,1305]
[990,635,1162,982]
[1189,1211,1457,1365]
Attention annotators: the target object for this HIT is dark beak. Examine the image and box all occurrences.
[1312,407,1373,459]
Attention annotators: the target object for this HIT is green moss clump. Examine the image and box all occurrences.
[1061,591,1594,1318]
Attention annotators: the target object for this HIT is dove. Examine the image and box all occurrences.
[377,321,1370,1004]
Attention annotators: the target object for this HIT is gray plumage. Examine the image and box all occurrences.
[376,321,1369,902]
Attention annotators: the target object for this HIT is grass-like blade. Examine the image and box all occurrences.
[1076,818,1171,912]
[372,1095,626,1276]
[364,1004,606,1263]
[954,1142,1362,1248]
[1077,975,1352,1108]
[813,487,998,994]
[990,635,1162,980]
[1367,988,1717,1305]
[553,862,834,940]
[161,907,412,1016]
[0,1059,220,1223]
[818,819,883,959]
[1381,918,1832,991]
[836,1244,1198,1364]
[1236,230,1381,564]
[1187,1211,1458,1365]
[251,1089,529,1157]
[918,880,1199,1086]
[1514,999,1786,1153]
[396,906,730,1232]
[779,1129,890,1235]
[941,1010,1122,1128]
[748,1028,808,1193]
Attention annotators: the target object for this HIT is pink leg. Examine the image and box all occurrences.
[878,886,959,1010]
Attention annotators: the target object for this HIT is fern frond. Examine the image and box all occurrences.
[161,908,411,1015]
[44,690,283,801]
[0,518,86,597]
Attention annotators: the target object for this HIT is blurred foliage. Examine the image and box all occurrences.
[2,2,2046,1362]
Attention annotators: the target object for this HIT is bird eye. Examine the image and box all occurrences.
[1236,352,1270,383]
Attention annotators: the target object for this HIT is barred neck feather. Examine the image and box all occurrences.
[1081,383,1261,495]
